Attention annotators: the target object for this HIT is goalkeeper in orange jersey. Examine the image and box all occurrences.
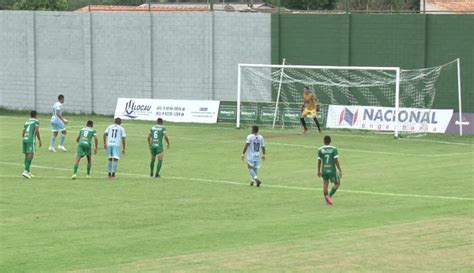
[300,86,322,133]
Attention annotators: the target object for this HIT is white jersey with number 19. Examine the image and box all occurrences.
[104,124,126,147]
[246,134,265,161]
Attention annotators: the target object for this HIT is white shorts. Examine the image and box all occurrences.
[107,145,121,159]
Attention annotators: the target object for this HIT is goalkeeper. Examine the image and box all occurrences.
[300,86,322,133]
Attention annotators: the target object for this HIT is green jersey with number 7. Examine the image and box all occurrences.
[317,145,339,175]
[23,119,40,143]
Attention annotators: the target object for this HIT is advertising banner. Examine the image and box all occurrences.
[240,106,258,121]
[114,98,220,124]
[260,107,278,122]
[326,105,453,133]
[218,105,237,121]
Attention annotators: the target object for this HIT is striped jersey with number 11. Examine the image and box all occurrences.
[105,124,126,147]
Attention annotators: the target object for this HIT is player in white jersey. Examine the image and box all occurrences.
[103,118,127,178]
[49,94,68,152]
[241,125,266,187]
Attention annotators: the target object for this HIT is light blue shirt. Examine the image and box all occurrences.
[51,102,63,120]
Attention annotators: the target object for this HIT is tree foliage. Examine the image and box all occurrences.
[269,0,338,10]
[0,0,16,10]
[344,0,419,11]
[5,0,420,11]
[14,0,68,10]
[269,0,419,11]
[10,0,148,11]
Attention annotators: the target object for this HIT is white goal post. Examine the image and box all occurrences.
[236,59,463,137]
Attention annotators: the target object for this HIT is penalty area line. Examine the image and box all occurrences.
[269,142,472,157]
[0,161,472,201]
[167,176,473,201]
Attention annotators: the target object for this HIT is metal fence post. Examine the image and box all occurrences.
[33,12,37,111]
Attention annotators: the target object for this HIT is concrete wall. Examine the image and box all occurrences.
[92,13,152,114]
[0,11,271,115]
[0,12,34,110]
[35,12,90,114]
[152,13,211,101]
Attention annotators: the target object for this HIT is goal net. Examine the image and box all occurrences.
[236,59,460,137]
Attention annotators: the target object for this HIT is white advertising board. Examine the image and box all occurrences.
[114,98,220,124]
[326,105,453,133]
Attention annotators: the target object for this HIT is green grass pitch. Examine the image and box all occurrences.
[1,112,473,272]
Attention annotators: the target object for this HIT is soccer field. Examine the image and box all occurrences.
[0,112,473,272]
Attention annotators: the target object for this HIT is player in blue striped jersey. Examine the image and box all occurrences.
[103,118,127,178]
[49,94,68,152]
[241,125,266,187]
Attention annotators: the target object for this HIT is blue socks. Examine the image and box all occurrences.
[50,134,65,147]
[248,168,257,180]
[112,160,118,173]
[108,159,119,174]
[60,134,66,146]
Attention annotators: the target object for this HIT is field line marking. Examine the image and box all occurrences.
[126,135,472,158]
[0,174,69,179]
[398,138,473,146]
[269,142,473,157]
[1,161,472,201]
[1,115,472,146]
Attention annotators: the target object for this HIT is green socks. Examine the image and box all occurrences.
[150,159,155,174]
[329,187,338,197]
[156,160,163,176]
[24,157,32,172]
[73,164,91,175]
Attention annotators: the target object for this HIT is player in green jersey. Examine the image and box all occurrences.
[22,111,42,179]
[72,120,98,179]
[147,118,170,178]
[317,135,343,205]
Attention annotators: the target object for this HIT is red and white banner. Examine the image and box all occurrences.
[326,105,453,133]
[114,98,220,124]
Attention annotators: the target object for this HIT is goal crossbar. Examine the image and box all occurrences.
[238,63,400,71]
